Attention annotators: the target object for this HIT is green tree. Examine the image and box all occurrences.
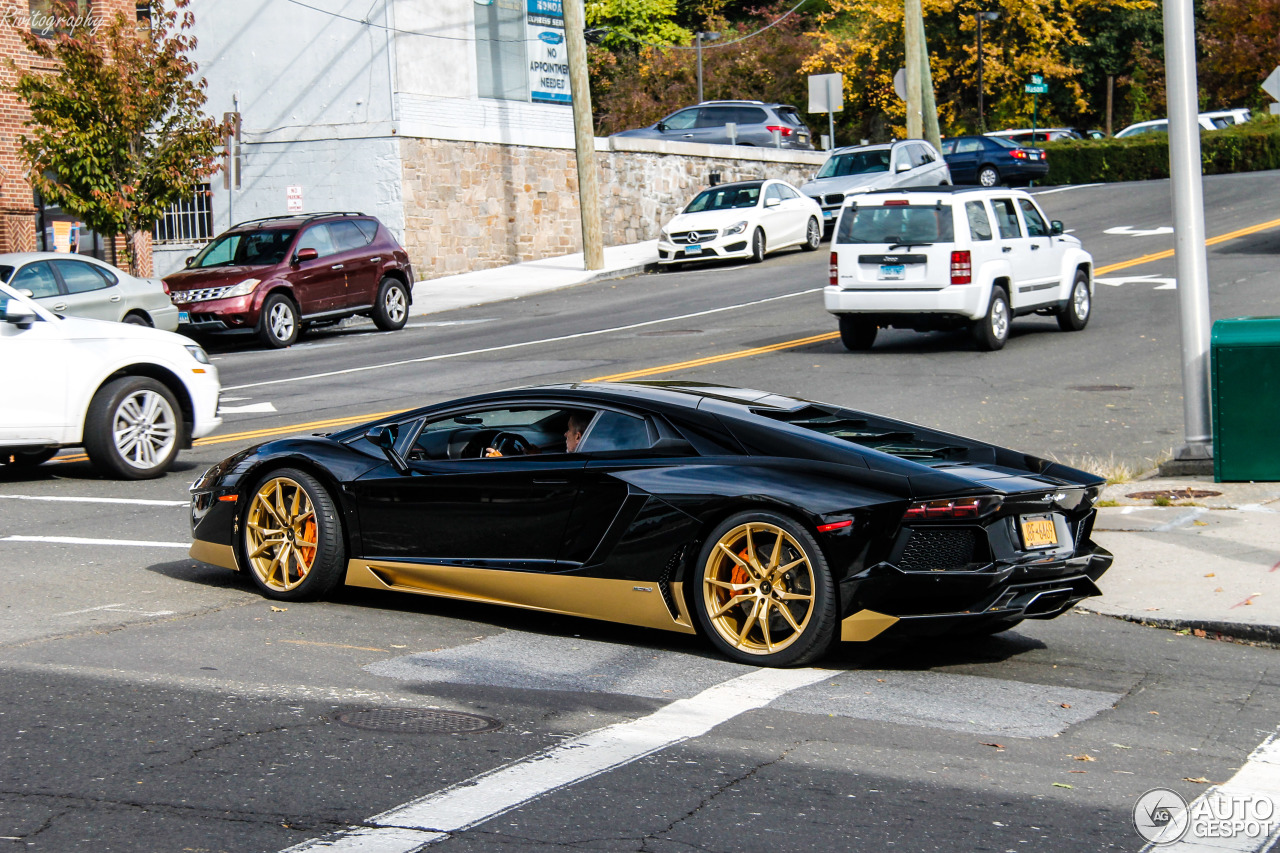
[1199,0,1280,111]
[7,0,223,274]
[585,0,692,52]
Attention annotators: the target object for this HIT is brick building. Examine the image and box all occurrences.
[0,0,150,270]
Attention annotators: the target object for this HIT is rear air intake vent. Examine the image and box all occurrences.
[898,529,977,572]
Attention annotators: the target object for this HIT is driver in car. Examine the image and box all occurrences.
[485,411,590,457]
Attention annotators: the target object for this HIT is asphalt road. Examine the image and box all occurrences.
[2,172,1280,852]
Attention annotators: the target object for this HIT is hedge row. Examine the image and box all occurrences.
[1037,115,1280,185]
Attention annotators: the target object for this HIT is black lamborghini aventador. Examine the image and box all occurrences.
[188,381,1112,667]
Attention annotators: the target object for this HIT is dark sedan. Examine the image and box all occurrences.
[941,135,1050,187]
[188,382,1111,667]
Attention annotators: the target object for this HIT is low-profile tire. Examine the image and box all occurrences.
[1057,270,1091,331]
[371,277,409,332]
[977,165,1001,187]
[122,312,152,327]
[1,447,58,470]
[838,315,878,351]
[971,286,1010,351]
[750,228,766,263]
[802,217,822,251]
[692,510,837,667]
[257,293,299,348]
[241,467,346,601]
[83,376,182,479]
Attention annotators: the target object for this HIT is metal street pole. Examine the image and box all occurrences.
[695,32,720,103]
[1163,0,1214,462]
[904,0,924,138]
[976,15,985,132]
[563,0,604,271]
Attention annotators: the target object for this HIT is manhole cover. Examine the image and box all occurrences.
[1068,385,1134,392]
[638,329,703,337]
[1126,489,1222,500]
[336,708,502,734]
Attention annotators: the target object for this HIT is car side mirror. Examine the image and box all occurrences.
[294,247,319,264]
[764,197,781,208]
[184,256,195,268]
[1050,220,1064,236]
[896,161,912,172]
[656,121,668,132]
[365,425,409,475]
[1,297,36,329]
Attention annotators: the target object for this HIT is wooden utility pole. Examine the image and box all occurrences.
[563,0,604,271]
[920,39,941,151]
[904,0,924,138]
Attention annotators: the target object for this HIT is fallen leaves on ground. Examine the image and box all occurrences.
[980,742,1005,750]
[1183,776,1211,784]
[1073,754,1096,762]
[1053,783,1074,789]
[270,606,287,612]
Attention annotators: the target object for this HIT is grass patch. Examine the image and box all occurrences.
[1048,448,1173,485]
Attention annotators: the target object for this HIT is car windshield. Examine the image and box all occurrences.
[684,185,761,212]
[816,150,891,178]
[188,228,299,268]
[835,205,955,245]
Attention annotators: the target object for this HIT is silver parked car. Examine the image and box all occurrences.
[800,140,951,234]
[0,252,179,331]
[611,101,814,150]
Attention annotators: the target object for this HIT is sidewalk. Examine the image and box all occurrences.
[1086,476,1280,644]
[406,243,1280,646]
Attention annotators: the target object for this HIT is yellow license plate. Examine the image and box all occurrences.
[1020,515,1058,549]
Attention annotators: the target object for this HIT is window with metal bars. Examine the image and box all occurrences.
[152,184,214,245]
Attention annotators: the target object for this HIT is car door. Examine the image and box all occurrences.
[890,144,915,187]
[947,138,982,184]
[916,142,950,184]
[0,296,68,442]
[1015,197,1064,302]
[350,405,589,569]
[760,183,794,247]
[9,261,61,306]
[776,183,810,244]
[288,223,347,315]
[326,220,379,309]
[49,259,121,322]
[657,107,701,142]
[988,196,1039,303]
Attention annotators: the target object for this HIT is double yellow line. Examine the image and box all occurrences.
[54,213,1280,463]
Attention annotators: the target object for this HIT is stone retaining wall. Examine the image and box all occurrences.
[399,136,826,277]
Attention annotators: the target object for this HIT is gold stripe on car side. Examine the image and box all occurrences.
[840,609,899,642]
[345,560,697,635]
[190,539,239,571]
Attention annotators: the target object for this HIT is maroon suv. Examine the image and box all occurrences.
[166,212,415,348]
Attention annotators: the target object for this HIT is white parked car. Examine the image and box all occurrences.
[0,252,179,330]
[657,179,823,268]
[824,187,1094,351]
[800,140,951,232]
[0,282,221,478]
[1115,110,1250,138]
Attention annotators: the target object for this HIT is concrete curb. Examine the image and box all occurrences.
[1075,604,1280,647]
[582,261,660,283]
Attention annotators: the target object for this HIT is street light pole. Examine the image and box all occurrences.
[695,32,720,103]
[975,10,999,133]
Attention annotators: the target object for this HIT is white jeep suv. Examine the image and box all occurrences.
[0,282,222,478]
[824,187,1093,351]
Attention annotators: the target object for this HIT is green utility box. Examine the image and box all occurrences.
[1211,316,1280,482]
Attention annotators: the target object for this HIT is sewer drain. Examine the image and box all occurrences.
[1068,385,1134,392]
[1126,489,1222,500]
[336,708,502,734]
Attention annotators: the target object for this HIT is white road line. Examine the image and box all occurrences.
[1031,183,1103,195]
[217,402,278,414]
[284,667,831,852]
[0,535,188,548]
[0,494,187,507]
[1144,727,1280,851]
[227,289,822,391]
[53,603,176,617]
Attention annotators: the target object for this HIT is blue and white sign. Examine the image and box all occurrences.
[527,0,570,105]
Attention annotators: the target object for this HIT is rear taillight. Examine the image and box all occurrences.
[884,199,909,206]
[829,251,838,286]
[765,125,794,137]
[1010,148,1029,160]
[950,250,972,284]
[903,497,997,520]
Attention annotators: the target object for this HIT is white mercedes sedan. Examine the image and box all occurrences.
[658,179,823,269]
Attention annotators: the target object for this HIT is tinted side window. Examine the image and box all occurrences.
[965,201,993,241]
[328,221,369,251]
[774,106,803,126]
[777,184,799,200]
[1018,199,1049,237]
[663,109,699,130]
[696,106,735,128]
[991,198,1022,239]
[299,224,337,258]
[765,184,784,202]
[579,411,652,453]
[53,260,112,294]
[957,138,982,154]
[353,220,378,242]
[11,262,59,298]
[893,146,912,169]
[731,107,768,124]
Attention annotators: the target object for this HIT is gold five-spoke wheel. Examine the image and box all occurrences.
[245,476,321,593]
[701,521,816,657]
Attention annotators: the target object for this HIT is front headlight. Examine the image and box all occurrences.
[724,221,748,236]
[222,278,260,298]
[185,344,210,364]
